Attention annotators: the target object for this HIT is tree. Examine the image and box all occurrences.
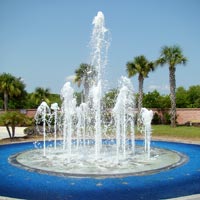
[156,45,187,127]
[143,90,161,108]
[187,85,200,108]
[126,55,155,113]
[0,73,26,111]
[143,90,171,109]
[0,111,31,139]
[74,63,96,102]
[30,87,51,107]
[102,88,118,109]
[101,88,118,124]
[176,87,189,108]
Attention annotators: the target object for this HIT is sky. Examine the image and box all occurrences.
[0,0,199,95]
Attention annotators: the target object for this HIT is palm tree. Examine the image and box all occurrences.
[31,87,51,106]
[74,63,96,102]
[0,73,25,111]
[156,45,187,127]
[0,111,30,139]
[126,55,155,114]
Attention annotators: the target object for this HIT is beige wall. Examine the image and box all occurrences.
[152,108,200,125]
[176,108,200,124]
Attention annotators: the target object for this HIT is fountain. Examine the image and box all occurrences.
[1,11,199,200]
[9,11,187,178]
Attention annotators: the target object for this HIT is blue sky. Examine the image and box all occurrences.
[0,0,199,94]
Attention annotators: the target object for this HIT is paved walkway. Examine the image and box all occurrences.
[0,126,26,140]
[166,194,200,200]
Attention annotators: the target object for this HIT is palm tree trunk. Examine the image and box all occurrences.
[4,91,8,111]
[138,74,144,114]
[5,125,12,138]
[11,125,15,138]
[169,67,176,127]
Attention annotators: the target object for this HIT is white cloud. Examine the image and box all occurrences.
[148,84,170,93]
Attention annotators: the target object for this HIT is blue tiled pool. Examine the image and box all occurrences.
[0,141,200,200]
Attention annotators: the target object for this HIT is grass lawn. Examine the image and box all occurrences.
[0,125,200,145]
[151,125,200,140]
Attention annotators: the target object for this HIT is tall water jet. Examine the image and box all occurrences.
[89,11,110,159]
[90,11,109,83]
[113,76,135,162]
[60,82,76,160]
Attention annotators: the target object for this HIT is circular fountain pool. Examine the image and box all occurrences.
[9,143,188,178]
[1,141,200,200]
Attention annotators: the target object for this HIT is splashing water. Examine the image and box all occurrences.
[51,103,60,149]
[140,108,154,158]
[60,82,76,159]
[34,101,51,156]
[113,77,135,162]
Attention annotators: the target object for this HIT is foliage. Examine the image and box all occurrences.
[29,87,51,108]
[156,45,187,68]
[0,72,62,109]
[101,89,118,124]
[143,90,160,108]
[8,93,28,109]
[74,63,96,86]
[126,55,155,78]
[73,63,97,102]
[176,85,200,108]
[102,88,118,109]
[187,85,200,108]
[1,71,199,113]
[163,112,171,124]
[0,111,32,138]
[24,126,37,136]
[176,86,189,108]
[143,90,170,108]
[151,113,161,124]
[24,126,43,137]
[126,55,155,113]
[48,93,62,107]
[0,98,3,109]
[0,73,26,110]
[26,92,61,109]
